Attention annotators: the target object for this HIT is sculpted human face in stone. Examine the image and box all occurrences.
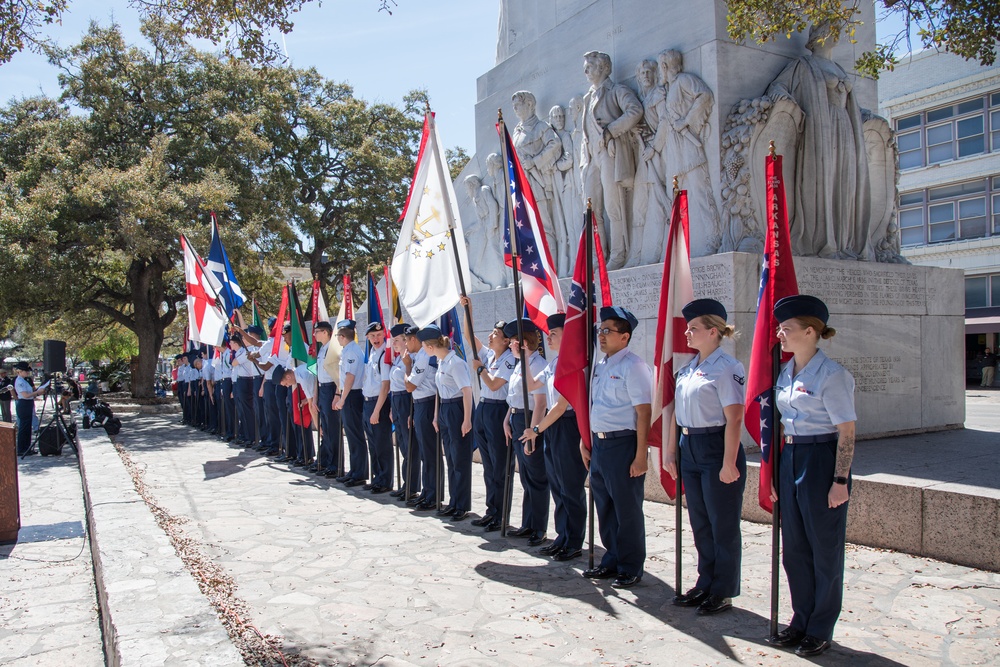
[549,105,565,131]
[512,95,534,122]
[584,56,608,87]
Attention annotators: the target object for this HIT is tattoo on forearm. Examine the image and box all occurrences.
[835,434,855,477]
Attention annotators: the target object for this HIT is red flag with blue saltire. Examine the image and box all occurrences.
[746,153,799,513]
[496,121,565,333]
[648,192,696,500]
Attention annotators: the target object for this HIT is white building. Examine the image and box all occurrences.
[879,47,1000,378]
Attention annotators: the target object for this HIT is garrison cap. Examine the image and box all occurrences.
[547,313,566,330]
[365,321,384,334]
[502,318,539,338]
[267,316,277,328]
[247,325,265,337]
[403,324,421,336]
[314,321,333,332]
[681,298,727,323]
[13,361,31,371]
[773,294,829,324]
[416,324,443,342]
[389,323,409,337]
[336,319,356,331]
[493,320,509,334]
[599,305,638,331]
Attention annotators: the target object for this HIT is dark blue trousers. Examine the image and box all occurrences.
[440,399,472,512]
[510,411,549,534]
[590,431,646,577]
[780,440,850,642]
[234,377,255,443]
[274,382,290,455]
[178,381,189,422]
[262,379,279,450]
[412,397,438,503]
[206,383,218,432]
[680,431,747,597]
[318,382,340,473]
[16,399,33,455]
[475,400,511,520]
[545,412,587,551]
[342,390,367,481]
[222,379,235,439]
[391,391,415,494]
[214,382,225,435]
[364,397,393,488]
[252,376,265,445]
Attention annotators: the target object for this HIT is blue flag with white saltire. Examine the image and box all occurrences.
[206,212,246,317]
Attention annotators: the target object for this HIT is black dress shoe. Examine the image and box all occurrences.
[415,500,436,511]
[583,566,616,579]
[470,514,495,527]
[673,587,709,607]
[324,469,340,478]
[406,497,423,507]
[436,505,455,517]
[335,474,352,483]
[795,636,831,657]
[451,510,469,521]
[538,542,563,556]
[307,464,319,472]
[264,449,279,456]
[362,483,375,490]
[697,595,733,615]
[345,479,366,487]
[508,526,533,537]
[370,485,389,494]
[552,548,582,562]
[292,460,307,467]
[611,573,642,589]
[274,456,291,463]
[484,520,501,532]
[389,489,405,498]
[527,533,547,547]
[767,628,806,648]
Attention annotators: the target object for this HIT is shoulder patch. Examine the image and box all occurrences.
[734,374,745,385]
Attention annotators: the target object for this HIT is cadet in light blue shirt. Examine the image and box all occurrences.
[403,325,439,509]
[362,321,393,492]
[334,320,368,485]
[768,295,857,658]
[584,306,652,589]
[670,299,747,616]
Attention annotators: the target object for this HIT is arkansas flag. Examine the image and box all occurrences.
[746,153,798,513]
[648,191,696,500]
[497,121,565,332]
[181,234,227,346]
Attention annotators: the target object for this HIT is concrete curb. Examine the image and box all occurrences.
[76,427,243,666]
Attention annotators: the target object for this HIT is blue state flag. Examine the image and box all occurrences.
[206,213,246,316]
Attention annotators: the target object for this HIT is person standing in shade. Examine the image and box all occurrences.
[176,354,190,424]
[388,324,415,499]
[469,316,515,531]
[767,295,857,658]
[419,325,473,521]
[403,325,439,510]
[519,313,588,561]
[669,299,747,615]
[583,306,652,589]
[502,318,550,546]
[313,321,342,477]
[334,320,368,487]
[13,362,45,455]
[230,333,259,447]
[253,322,290,457]
[361,321,393,494]
[1,368,15,423]
[981,348,996,388]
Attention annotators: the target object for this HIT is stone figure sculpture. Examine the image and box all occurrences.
[486,152,505,201]
[660,49,722,257]
[863,111,907,263]
[766,22,874,260]
[632,58,670,266]
[464,174,511,289]
[549,104,579,274]
[511,90,563,273]
[580,50,643,270]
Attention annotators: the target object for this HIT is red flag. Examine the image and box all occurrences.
[181,234,227,346]
[342,273,354,320]
[746,153,799,513]
[291,385,312,428]
[648,192,696,500]
[270,284,289,356]
[592,212,612,308]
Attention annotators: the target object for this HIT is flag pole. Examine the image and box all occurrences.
[768,139,782,638]
[585,200,596,571]
[671,175,685,596]
[498,109,533,538]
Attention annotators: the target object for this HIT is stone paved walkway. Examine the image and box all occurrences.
[0,449,104,666]
[116,412,1000,667]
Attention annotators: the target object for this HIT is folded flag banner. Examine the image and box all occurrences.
[497,121,565,333]
[648,191,696,500]
[391,113,471,327]
[288,281,316,374]
[270,284,289,356]
[181,234,227,346]
[206,212,246,318]
[746,152,799,513]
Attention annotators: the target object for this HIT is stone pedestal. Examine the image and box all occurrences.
[466,252,965,440]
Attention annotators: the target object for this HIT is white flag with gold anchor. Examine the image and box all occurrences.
[391,112,471,327]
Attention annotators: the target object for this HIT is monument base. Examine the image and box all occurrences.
[468,252,966,440]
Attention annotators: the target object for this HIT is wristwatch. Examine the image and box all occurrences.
[532,425,540,435]
[477,366,486,375]
[833,476,848,485]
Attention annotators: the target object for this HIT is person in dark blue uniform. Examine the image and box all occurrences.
[388,323,414,499]
[13,361,44,456]
[361,321,393,493]
[519,313,588,561]
[767,295,857,658]
[583,306,652,589]
[334,320,368,487]
[403,325,439,510]
[313,321,341,477]
[503,318,550,546]
[669,299,746,615]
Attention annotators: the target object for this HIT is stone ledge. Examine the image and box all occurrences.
[76,428,243,667]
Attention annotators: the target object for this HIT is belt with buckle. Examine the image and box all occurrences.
[480,398,506,405]
[680,425,725,436]
[414,396,435,404]
[594,429,635,440]
[390,390,409,397]
[785,433,838,444]
[441,397,463,404]
[510,407,527,414]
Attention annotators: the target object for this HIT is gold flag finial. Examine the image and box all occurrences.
[497,108,503,122]
[672,175,679,197]
[769,140,776,158]
[586,197,592,211]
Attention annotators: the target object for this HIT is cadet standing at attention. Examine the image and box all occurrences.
[334,320,368,487]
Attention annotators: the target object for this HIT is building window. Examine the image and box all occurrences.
[966,276,988,308]
[899,177,999,246]
[895,90,998,170]
[993,192,1000,234]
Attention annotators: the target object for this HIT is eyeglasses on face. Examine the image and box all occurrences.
[596,327,623,336]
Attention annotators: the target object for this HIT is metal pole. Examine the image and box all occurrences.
[436,394,444,510]
[584,202,596,570]
[675,430,683,594]
[770,344,782,636]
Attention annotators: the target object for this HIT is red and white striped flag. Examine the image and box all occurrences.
[648,191,696,499]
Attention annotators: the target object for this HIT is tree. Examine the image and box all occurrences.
[446,146,471,181]
[727,0,999,78]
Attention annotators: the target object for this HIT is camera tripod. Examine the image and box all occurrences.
[28,376,78,458]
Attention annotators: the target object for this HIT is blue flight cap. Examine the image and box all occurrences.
[267,316,277,328]
[366,321,384,334]
[336,319,356,331]
[599,305,639,331]
[247,325,265,337]
[502,318,539,338]
[773,294,829,324]
[403,324,421,337]
[416,324,442,342]
[389,323,409,337]
[493,320,509,334]
[681,298,727,323]
[281,323,291,334]
[547,313,566,330]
